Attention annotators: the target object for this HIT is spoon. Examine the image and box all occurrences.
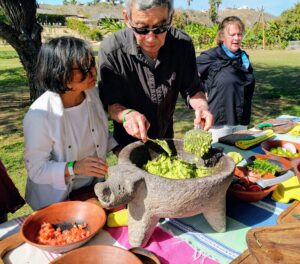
[255,170,295,189]
[146,137,172,156]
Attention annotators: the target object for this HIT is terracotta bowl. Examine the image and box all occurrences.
[20,201,106,253]
[51,245,142,264]
[261,140,300,160]
[292,158,300,175]
[245,154,292,178]
[228,167,278,203]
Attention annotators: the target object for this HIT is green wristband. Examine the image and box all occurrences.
[122,109,135,124]
[67,161,75,176]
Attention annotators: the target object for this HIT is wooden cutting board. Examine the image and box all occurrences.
[231,201,300,263]
[255,119,294,134]
[230,250,257,264]
[246,222,300,263]
[0,232,24,264]
[277,200,300,224]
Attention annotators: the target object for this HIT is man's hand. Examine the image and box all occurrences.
[123,110,150,142]
[194,107,213,131]
[189,92,214,131]
[73,156,108,178]
[108,104,150,142]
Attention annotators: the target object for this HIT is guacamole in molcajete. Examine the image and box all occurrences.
[144,154,214,179]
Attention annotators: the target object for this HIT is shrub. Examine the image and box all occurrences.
[89,29,103,41]
[67,18,102,40]
[184,23,218,50]
[98,17,125,34]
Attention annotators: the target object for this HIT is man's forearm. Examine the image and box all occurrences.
[108,103,128,123]
[189,91,209,110]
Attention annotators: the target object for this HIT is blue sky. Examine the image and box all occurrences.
[38,0,299,16]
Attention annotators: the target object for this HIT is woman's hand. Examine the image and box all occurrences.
[123,110,150,142]
[73,156,108,178]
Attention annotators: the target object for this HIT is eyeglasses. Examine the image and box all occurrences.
[129,21,170,35]
[72,56,96,74]
[71,56,96,82]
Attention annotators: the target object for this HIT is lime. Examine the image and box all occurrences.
[227,152,243,164]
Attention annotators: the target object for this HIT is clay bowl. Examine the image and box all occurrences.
[228,166,278,203]
[20,201,106,253]
[51,245,143,264]
[244,154,292,178]
[291,158,300,182]
[292,158,300,175]
[261,140,300,160]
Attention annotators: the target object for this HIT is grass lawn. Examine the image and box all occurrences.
[1,46,299,220]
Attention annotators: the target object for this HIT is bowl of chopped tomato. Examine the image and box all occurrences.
[228,164,278,203]
[20,201,106,253]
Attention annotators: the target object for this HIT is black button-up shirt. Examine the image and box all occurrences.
[98,27,203,147]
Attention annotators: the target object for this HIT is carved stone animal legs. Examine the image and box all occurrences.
[202,195,226,232]
[128,211,160,247]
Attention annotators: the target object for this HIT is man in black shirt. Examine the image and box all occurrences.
[98,0,213,149]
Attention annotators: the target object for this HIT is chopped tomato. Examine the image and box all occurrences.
[36,222,90,246]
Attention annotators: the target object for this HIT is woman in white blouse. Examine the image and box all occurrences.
[23,36,117,210]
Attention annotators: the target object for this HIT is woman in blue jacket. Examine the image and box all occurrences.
[197,16,255,142]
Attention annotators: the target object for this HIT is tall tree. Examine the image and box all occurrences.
[70,0,77,5]
[0,0,42,101]
[63,0,69,5]
[281,3,300,41]
[209,0,222,24]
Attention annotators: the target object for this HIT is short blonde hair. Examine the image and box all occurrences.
[216,16,245,45]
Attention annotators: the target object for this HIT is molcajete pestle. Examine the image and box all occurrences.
[94,139,235,247]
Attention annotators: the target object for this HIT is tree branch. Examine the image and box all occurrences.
[0,21,21,49]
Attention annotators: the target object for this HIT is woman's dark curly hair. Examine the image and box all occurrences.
[35,36,94,94]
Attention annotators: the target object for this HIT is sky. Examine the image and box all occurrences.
[38,0,299,16]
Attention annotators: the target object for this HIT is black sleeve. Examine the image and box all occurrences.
[196,51,212,83]
[180,40,204,103]
[98,46,125,109]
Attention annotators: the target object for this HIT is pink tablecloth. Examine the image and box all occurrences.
[0,216,216,264]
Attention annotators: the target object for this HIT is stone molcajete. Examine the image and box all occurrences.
[94,139,235,247]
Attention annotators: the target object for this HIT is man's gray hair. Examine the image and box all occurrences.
[125,0,174,21]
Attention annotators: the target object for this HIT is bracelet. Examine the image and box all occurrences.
[122,109,135,124]
[67,161,75,176]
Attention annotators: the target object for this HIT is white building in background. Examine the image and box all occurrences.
[238,5,250,10]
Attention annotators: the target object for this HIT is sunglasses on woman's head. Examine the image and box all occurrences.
[130,23,170,35]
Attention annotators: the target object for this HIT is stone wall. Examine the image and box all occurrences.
[287,41,300,50]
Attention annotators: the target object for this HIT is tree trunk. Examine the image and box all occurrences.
[0,0,43,102]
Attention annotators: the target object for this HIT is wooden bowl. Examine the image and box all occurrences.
[229,167,278,203]
[20,201,106,253]
[261,140,300,160]
[51,245,143,264]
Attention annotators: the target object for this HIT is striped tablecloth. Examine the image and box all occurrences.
[1,124,299,264]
